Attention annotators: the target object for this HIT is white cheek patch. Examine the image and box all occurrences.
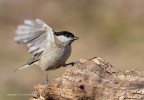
[57,36,72,43]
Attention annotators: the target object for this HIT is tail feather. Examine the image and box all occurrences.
[14,61,38,72]
[14,64,31,72]
[15,54,40,72]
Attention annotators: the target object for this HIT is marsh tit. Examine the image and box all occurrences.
[14,19,79,84]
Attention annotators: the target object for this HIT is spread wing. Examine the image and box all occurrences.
[14,19,55,54]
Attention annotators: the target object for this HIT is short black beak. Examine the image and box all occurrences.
[73,36,79,40]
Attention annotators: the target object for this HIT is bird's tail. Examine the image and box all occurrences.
[14,61,38,72]
[14,64,30,72]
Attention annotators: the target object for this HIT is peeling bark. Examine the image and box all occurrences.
[30,57,144,100]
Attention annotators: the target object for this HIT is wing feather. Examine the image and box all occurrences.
[15,19,55,54]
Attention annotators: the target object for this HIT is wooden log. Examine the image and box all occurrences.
[30,57,144,100]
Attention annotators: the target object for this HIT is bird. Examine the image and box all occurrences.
[14,19,79,84]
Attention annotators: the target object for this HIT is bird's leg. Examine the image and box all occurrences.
[45,71,48,84]
[63,61,80,67]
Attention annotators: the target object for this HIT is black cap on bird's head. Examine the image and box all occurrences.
[54,31,79,45]
[55,31,79,40]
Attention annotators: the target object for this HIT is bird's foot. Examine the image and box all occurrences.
[63,61,80,67]
[45,80,48,84]
[45,71,48,84]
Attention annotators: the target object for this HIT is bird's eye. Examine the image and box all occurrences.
[65,34,69,37]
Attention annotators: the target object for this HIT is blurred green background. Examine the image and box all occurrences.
[1,0,144,100]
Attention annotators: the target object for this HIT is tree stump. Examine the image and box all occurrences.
[30,57,144,100]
